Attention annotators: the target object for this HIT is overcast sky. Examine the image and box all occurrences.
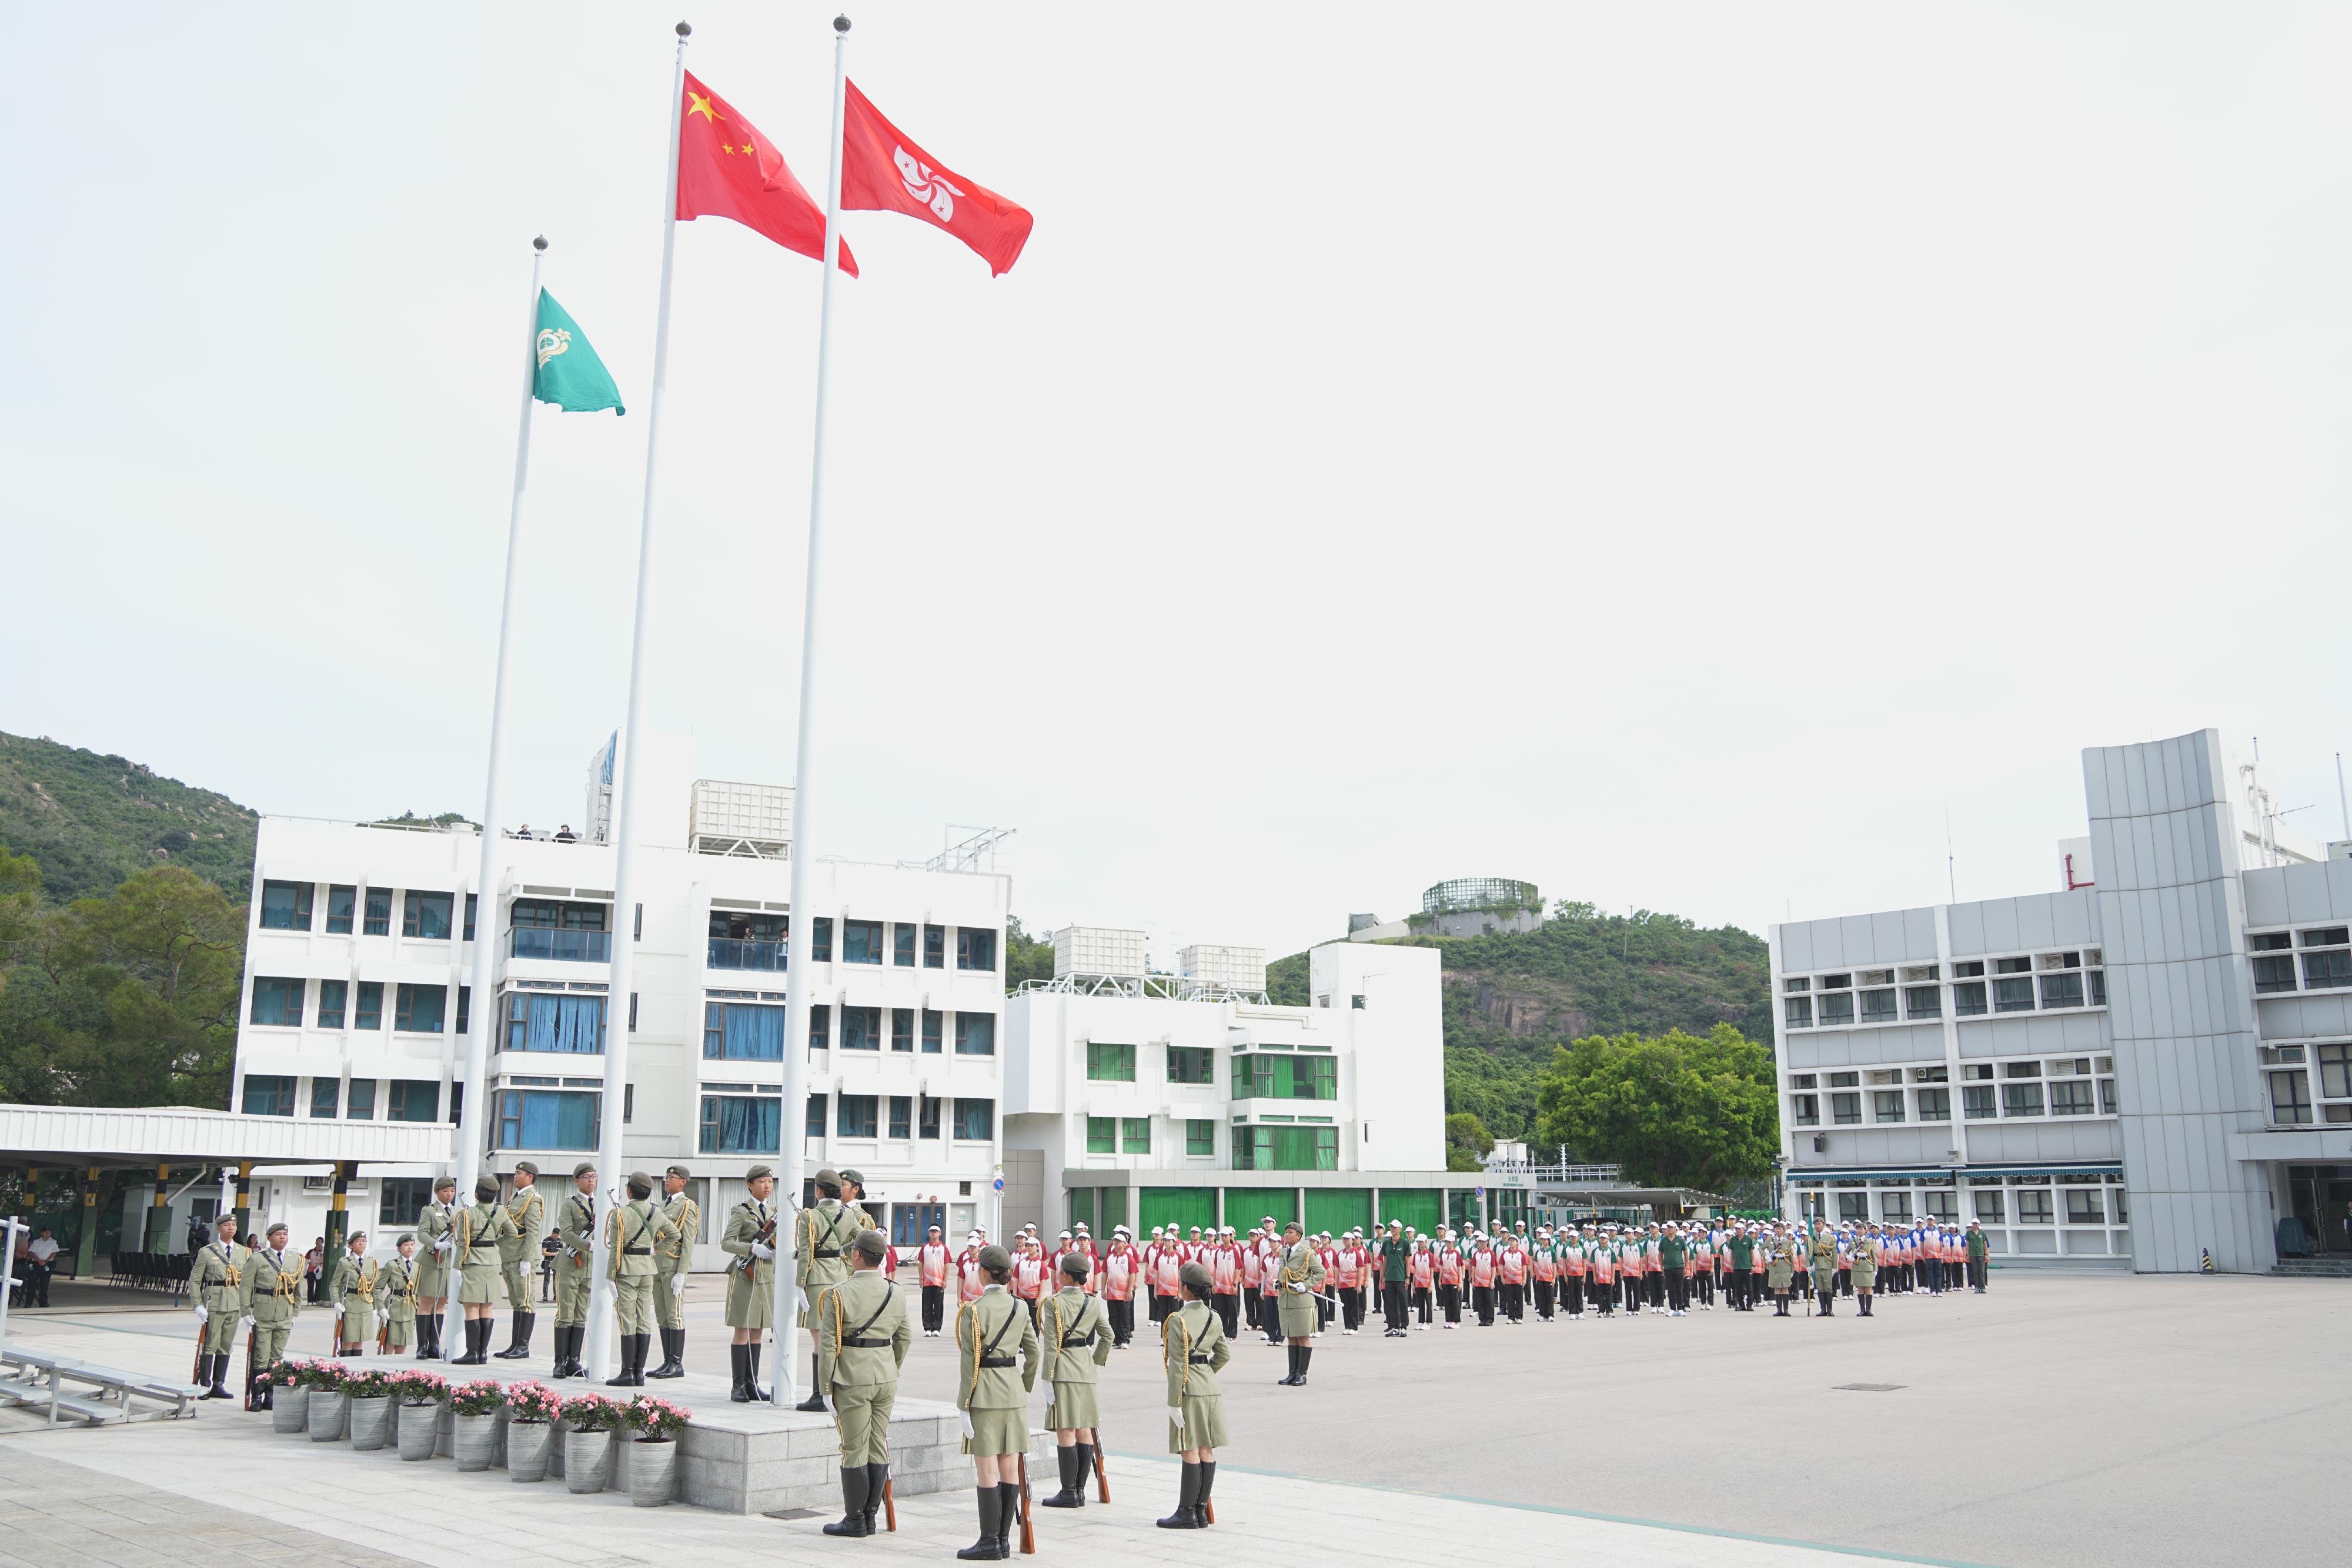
[5,3,2347,962]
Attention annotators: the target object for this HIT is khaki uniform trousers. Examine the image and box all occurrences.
[833,1383,896,1467]
[613,1273,654,1335]
[554,1257,593,1327]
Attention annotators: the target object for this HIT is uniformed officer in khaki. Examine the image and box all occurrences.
[1037,1251,1112,1510]
[450,1176,520,1363]
[243,1222,302,1407]
[649,1164,697,1379]
[550,1161,598,1379]
[721,1164,781,1402]
[954,1242,1040,1562]
[603,1171,679,1387]
[1850,1227,1880,1316]
[329,1231,376,1355]
[412,1175,457,1358]
[494,1160,544,1360]
[376,1235,419,1353]
[1274,1221,1326,1387]
[1808,1222,1840,1316]
[794,1165,869,1412]
[1157,1259,1230,1530]
[1765,1225,1796,1314]
[815,1229,911,1539]
[188,1213,248,1399]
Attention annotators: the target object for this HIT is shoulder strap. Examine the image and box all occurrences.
[847,1281,894,1343]
[981,1298,1021,1360]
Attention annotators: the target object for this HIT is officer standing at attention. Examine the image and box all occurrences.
[649,1164,698,1379]
[1850,1225,1880,1316]
[243,1222,302,1406]
[494,1161,544,1361]
[1157,1259,1230,1530]
[1965,1219,1990,1293]
[954,1243,1040,1562]
[721,1164,781,1403]
[189,1213,248,1399]
[603,1171,679,1386]
[451,1176,520,1363]
[814,1229,911,1539]
[377,1234,419,1353]
[329,1231,376,1355]
[1808,1221,1840,1316]
[1274,1220,1325,1386]
[1037,1251,1112,1510]
[796,1166,870,1412]
[839,1168,877,1233]
[1765,1224,1796,1315]
[550,1162,598,1379]
[412,1175,457,1358]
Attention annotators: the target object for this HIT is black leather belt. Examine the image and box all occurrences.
[622,1246,651,1256]
[1187,1354,1215,1365]
[978,1355,1017,1368]
[813,1247,841,1259]
[1058,1334,1092,1348]
[844,1336,892,1349]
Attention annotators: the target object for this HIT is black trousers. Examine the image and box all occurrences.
[1665,1273,1690,1312]
[1622,1276,1641,1312]
[1411,1285,1432,1324]
[1724,1271,1745,1309]
[1382,1280,1407,1332]
[1499,1282,1522,1322]
[1563,1276,1583,1315]
[1471,1285,1494,1325]
[1594,1278,1614,1312]
[1147,1293,1169,1323]
[1693,1271,1712,1305]
[1108,1297,1133,1345]
[1315,1293,1332,1330]
[921,1284,945,1333]
[1242,1290,1258,1328]
[1340,1286,1364,1331]
[1838,1266,1852,1298]
[1262,1295,1284,1342]
[1646,1272,1665,1308]
[1212,1292,1238,1338]
[1438,1283,1461,1323]
[1967,1258,1987,1290]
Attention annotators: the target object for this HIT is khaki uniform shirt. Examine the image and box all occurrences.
[796,1199,867,1294]
[815,1269,912,1393]
[721,1199,778,1288]
[954,1286,1041,1412]
[604,1199,677,1280]
[376,1256,419,1320]
[499,1186,545,1266]
[456,1201,520,1269]
[656,1192,699,1273]
[557,1191,597,1267]
[189,1241,246,1314]
[245,1246,303,1324]
[1041,1286,1112,1385]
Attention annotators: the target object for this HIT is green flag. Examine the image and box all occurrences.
[532,290,624,414]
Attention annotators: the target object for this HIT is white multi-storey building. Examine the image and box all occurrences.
[1000,937,1463,1241]
[221,736,1011,1261]
[1772,728,2351,1273]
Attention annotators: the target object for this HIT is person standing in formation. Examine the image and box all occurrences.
[1157,1260,1230,1531]
[1498,1231,1528,1323]
[1850,1225,1880,1315]
[795,1166,872,1412]
[550,1162,597,1378]
[1965,1219,1990,1292]
[377,1233,419,1352]
[1373,1221,1409,1338]
[1808,1221,1840,1317]
[411,1175,456,1359]
[1408,1234,1436,1328]
[1274,1221,1325,1386]
[954,1243,1040,1562]
[722,1164,781,1402]
[189,1214,246,1400]
[1208,1228,1241,1337]
[1435,1228,1465,1326]
[955,1229,988,1316]
[493,1161,543,1362]
[329,1231,375,1355]
[1726,1222,1755,1312]
[602,1172,677,1386]
[1467,1235,1497,1326]
[1254,1221,1284,1345]
[1011,1233,1048,1326]
[917,1224,952,1339]
[449,1177,520,1365]
[1097,1226,1138,1347]
[243,1222,302,1406]
[1038,1251,1113,1510]
[649,1165,697,1379]
[815,1230,910,1539]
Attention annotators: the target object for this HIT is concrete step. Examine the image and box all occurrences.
[2270,1259,2352,1277]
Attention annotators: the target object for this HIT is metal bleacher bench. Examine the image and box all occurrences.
[0,1342,202,1426]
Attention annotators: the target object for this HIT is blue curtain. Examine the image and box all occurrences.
[716,1098,780,1153]
[517,993,604,1053]
[708,1004,784,1061]
[517,1091,597,1148]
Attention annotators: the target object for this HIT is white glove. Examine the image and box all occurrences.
[958,1410,974,1440]
[1167,1405,1185,1433]
[193,1304,209,1324]
[669,1273,687,1299]
[238,1316,254,1334]
[750,1242,774,1261]
[435,1237,454,1255]
[797,1288,810,1312]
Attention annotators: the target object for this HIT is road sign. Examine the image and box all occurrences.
[992,1177,1005,1193]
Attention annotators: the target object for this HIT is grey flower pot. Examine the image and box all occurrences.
[507,1420,551,1482]
[349,1396,392,1451]
[397,1403,441,1460]
[563,1428,611,1494]
[306,1391,347,1442]
[269,1389,307,1435]
[452,1412,498,1472]
[627,1436,676,1507]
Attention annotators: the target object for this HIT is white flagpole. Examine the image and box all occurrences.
[587,19,692,1385]
[770,12,853,1409]
[440,233,546,1363]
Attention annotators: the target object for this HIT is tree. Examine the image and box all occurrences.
[1004,916,1055,993]
[1533,1024,1780,1192]
[1445,1111,1494,1173]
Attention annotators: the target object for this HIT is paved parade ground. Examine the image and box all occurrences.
[2,1271,2341,1568]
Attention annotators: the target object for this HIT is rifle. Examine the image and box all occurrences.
[189,1314,207,1386]
[377,1313,389,1356]
[882,1473,897,1532]
[241,1323,259,1410]
[1015,1450,1035,1554]
[736,1205,781,1276]
[1088,1427,1108,1502]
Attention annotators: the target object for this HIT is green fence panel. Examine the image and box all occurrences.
[1100,1188,1129,1235]
[1140,1188,1216,1238]
[1221,1185,1298,1230]
[1303,1188,1369,1236]
[1066,1189,1095,1235]
[1377,1188,1441,1235]
[1448,1189,1482,1232]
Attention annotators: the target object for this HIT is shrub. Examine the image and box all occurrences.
[623,1395,691,1442]
[559,1393,626,1432]
[506,1380,563,1425]
[446,1379,506,1417]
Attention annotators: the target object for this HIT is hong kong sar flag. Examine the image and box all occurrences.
[838,81,1034,276]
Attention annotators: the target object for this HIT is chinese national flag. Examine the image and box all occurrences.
[839,82,1033,276]
[676,71,857,275]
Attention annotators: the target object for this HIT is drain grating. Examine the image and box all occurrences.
[1834,1382,1906,1392]
[764,1507,824,1520]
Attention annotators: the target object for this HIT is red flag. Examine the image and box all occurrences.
[676,71,857,275]
[839,82,1033,276]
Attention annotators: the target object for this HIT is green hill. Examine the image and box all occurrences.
[0,731,259,905]
[1269,901,1772,1144]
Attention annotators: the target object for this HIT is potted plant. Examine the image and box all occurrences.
[558,1395,623,1495]
[504,1381,562,1483]
[620,1395,691,1507]
[302,1359,349,1443]
[266,1359,311,1435]
[393,1370,447,1462]
[448,1379,506,1472]
[344,1368,394,1451]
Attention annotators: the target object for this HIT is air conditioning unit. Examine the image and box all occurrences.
[1812,1135,1828,1154]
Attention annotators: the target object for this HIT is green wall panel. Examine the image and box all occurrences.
[1303,1188,1369,1236]
[1140,1187,1216,1237]
[1221,1185,1298,1229]
[1377,1188,1442,1235]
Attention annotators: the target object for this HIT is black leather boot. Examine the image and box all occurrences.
[495,1311,534,1359]
[822,1464,873,1537]
[997,1481,1019,1556]
[198,1355,230,1399]
[648,1327,684,1379]
[606,1333,640,1387]
[863,1464,887,1532]
[1041,1444,1083,1507]
[1070,1443,1093,1505]
[744,1342,769,1402]
[450,1319,482,1365]
[1197,1460,1216,1526]
[957,1486,1004,1560]
[795,1352,826,1412]
[1295,1346,1312,1386]
[1157,1462,1202,1528]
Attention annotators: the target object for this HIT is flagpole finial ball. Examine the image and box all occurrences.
[675,21,691,38]
[834,14,851,34]
[532,236,547,253]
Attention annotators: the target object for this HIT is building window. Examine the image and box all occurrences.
[2014,1190,2054,1225]
[1784,977,1811,993]
[1924,1189,1959,1222]
[259,880,313,931]
[2002,1082,2045,1118]
[1836,1192,1869,1223]
[463,894,476,942]
[2251,931,2294,952]
[2319,1042,2352,1101]
[363,888,392,936]
[1828,1071,1859,1087]
[456,987,470,1037]
[1232,1125,1337,1171]
[2254,955,2298,994]
[955,1014,996,1056]
[1791,1094,1819,1126]
[698,1095,781,1154]
[1831,1092,1861,1126]
[1087,1041,1137,1082]
[309,1078,338,1118]
[893,924,917,967]
[840,1005,883,1051]
[921,1008,943,1053]
[1973,1190,2005,1223]
[2089,970,2106,1005]
[249,977,305,1027]
[346,1078,375,1120]
[1995,956,2032,975]
[1993,978,2036,1014]
[924,924,945,968]
[2303,949,2352,990]
[1818,994,1855,1027]
[841,919,885,965]
[1872,1091,1905,1124]
[378,1176,428,1226]
[1904,986,1941,1019]
[325,884,356,935]
[1951,981,1987,1018]
[957,928,997,972]
[2064,1188,2106,1225]
[1186,1119,1215,1156]
[2050,1079,2096,1116]
[1120,1116,1151,1154]
[807,1095,827,1138]
[1962,1085,1996,1119]
[701,1000,782,1061]
[2039,973,2086,1009]
[810,918,833,962]
[953,1098,994,1141]
[232,1073,286,1116]
[836,1094,879,1138]
[508,991,604,1054]
[1916,1087,1952,1122]
[2269,1069,2314,1125]
[810,1004,831,1051]
[891,1007,914,1051]
[387,1079,440,1122]
[1231,1055,1337,1101]
[402,891,454,940]
[1783,997,1813,1029]
[1168,1045,1214,1085]
[1860,989,1897,1024]
[394,983,447,1033]
[919,1095,942,1140]
[889,1095,911,1139]
[355,981,383,1031]
[1880,1191,1912,1223]
[495,1088,594,1148]
[2300,926,2350,948]
[1086,1116,1115,1154]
